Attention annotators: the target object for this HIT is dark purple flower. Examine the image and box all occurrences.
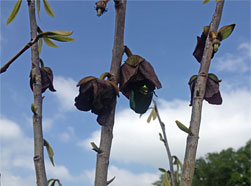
[74,76,119,126]
[30,67,56,93]
[193,27,215,63]
[119,46,162,99]
[189,73,222,106]
[119,46,162,114]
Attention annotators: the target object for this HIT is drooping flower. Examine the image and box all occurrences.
[119,46,162,114]
[189,73,222,106]
[74,73,119,126]
[193,26,215,63]
[30,60,56,93]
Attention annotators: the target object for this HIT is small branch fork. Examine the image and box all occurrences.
[153,100,176,186]
[0,35,40,74]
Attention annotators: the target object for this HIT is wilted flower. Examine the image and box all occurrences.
[119,46,162,114]
[74,74,119,126]
[30,66,56,93]
[189,73,222,106]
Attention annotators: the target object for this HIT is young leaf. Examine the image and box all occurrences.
[107,176,115,185]
[217,24,236,41]
[175,120,191,134]
[162,172,171,186]
[202,0,210,4]
[43,37,58,48]
[47,35,75,42]
[38,38,43,55]
[44,139,55,166]
[159,133,165,142]
[41,30,73,36]
[42,0,55,17]
[6,0,22,25]
[50,180,56,186]
[147,110,153,123]
[37,0,41,20]
[47,178,54,186]
[158,168,167,173]
[91,142,101,153]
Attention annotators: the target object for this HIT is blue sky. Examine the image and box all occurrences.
[0,0,250,186]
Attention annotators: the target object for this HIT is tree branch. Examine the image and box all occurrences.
[180,1,225,186]
[0,36,39,74]
[27,0,47,185]
[153,100,176,186]
[94,0,126,186]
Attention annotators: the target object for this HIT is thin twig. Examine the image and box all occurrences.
[180,1,225,186]
[0,35,40,74]
[153,99,176,186]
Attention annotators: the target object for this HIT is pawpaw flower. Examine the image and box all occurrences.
[30,59,56,93]
[193,24,235,63]
[74,73,119,126]
[119,46,162,114]
[189,73,222,106]
[193,26,215,63]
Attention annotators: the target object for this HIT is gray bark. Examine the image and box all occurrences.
[179,1,225,186]
[27,0,47,186]
[94,0,127,186]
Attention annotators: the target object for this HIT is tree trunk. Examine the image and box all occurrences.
[179,1,225,186]
[94,0,127,186]
[27,0,47,186]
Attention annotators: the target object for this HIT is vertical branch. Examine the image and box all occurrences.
[179,1,224,186]
[94,0,126,186]
[153,100,176,186]
[27,0,47,186]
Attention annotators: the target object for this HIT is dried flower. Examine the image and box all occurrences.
[119,46,162,114]
[189,73,222,106]
[74,74,119,126]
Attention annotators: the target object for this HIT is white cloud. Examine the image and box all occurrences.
[213,42,251,73]
[0,118,22,139]
[82,88,251,168]
[59,126,75,143]
[53,76,78,111]
[85,166,159,186]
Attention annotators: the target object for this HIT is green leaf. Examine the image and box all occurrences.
[47,179,54,186]
[159,133,165,142]
[43,37,58,48]
[162,172,171,186]
[217,24,236,41]
[107,176,115,185]
[147,110,153,123]
[51,180,56,186]
[44,139,55,166]
[38,38,43,55]
[42,0,55,17]
[91,142,101,153]
[47,35,75,42]
[147,108,157,123]
[175,120,191,134]
[37,0,41,20]
[6,0,22,25]
[215,0,219,2]
[41,30,73,36]
[202,0,210,4]
[158,168,167,173]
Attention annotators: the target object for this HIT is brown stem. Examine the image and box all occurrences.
[27,0,47,186]
[0,36,39,74]
[94,0,126,186]
[153,100,176,186]
[179,1,224,186]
